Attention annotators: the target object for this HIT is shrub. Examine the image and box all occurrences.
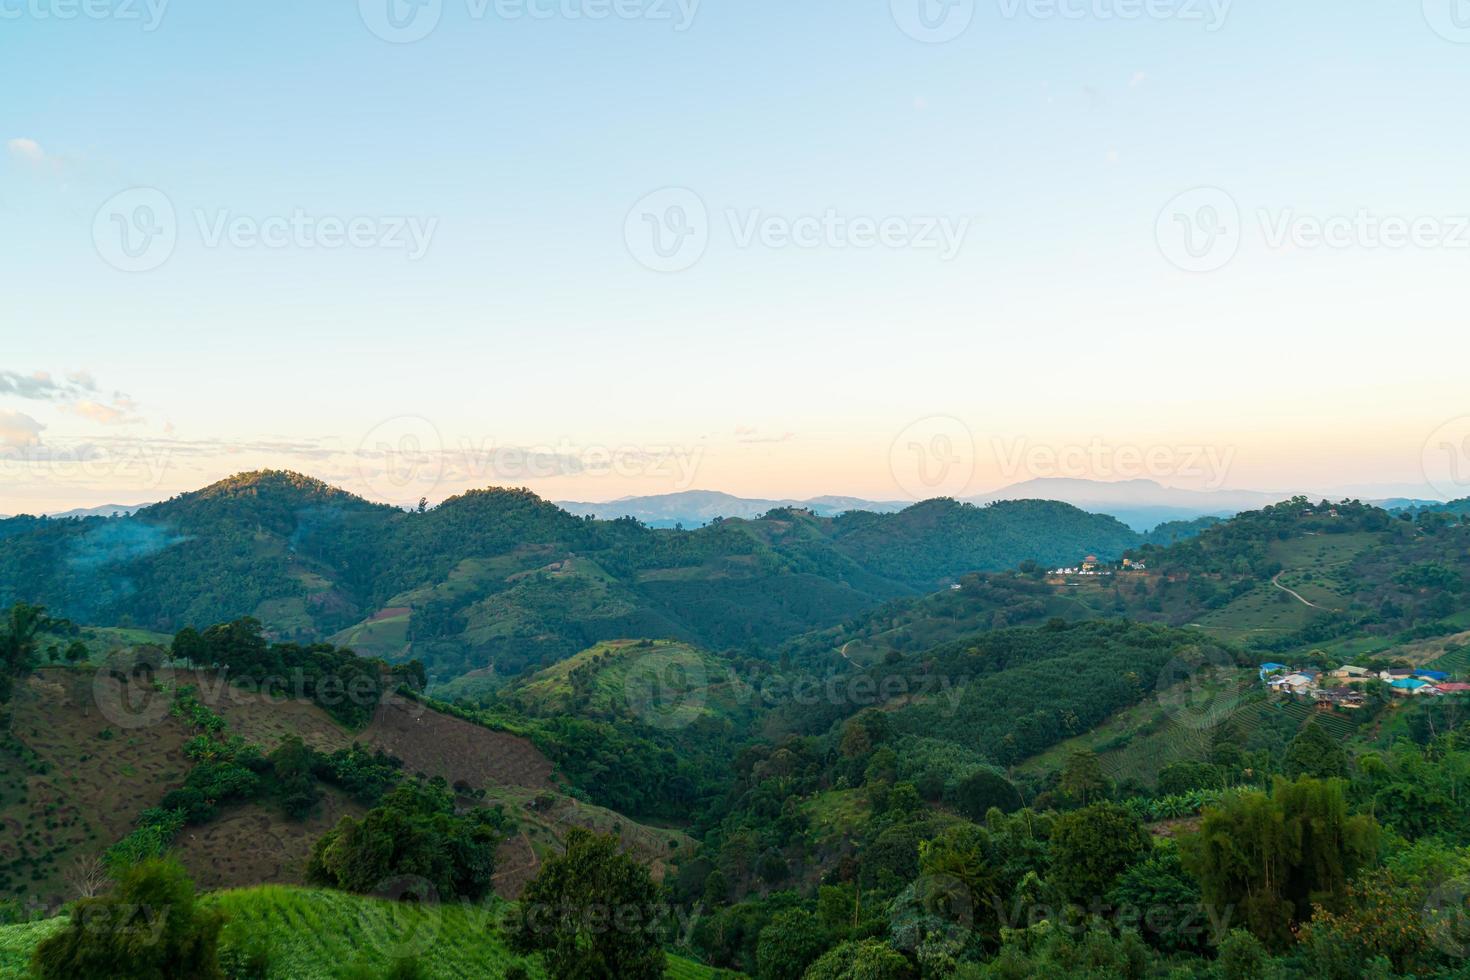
[31,859,223,979]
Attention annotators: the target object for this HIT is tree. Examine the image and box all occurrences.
[1059,749,1109,806]
[0,602,53,704]
[1106,846,1207,953]
[32,859,223,979]
[1216,928,1271,980]
[1299,868,1438,976]
[755,909,828,980]
[308,781,503,901]
[62,854,110,900]
[1182,777,1378,950]
[951,768,1022,819]
[269,736,321,820]
[802,940,914,980]
[1283,721,1349,780]
[1049,803,1152,903]
[170,627,206,666]
[1156,761,1224,796]
[510,828,665,980]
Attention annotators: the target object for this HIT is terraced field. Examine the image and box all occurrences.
[0,886,731,979]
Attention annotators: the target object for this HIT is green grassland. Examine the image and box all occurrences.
[503,639,753,730]
[0,886,730,979]
[1190,585,1319,643]
[1013,675,1257,788]
[800,788,874,846]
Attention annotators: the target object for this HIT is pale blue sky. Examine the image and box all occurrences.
[4,1,1470,512]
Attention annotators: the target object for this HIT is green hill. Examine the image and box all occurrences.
[0,885,727,979]
[0,472,1152,685]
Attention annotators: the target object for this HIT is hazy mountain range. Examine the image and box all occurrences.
[560,479,1444,532]
[2,503,150,521]
[553,490,908,527]
[7,480,1444,531]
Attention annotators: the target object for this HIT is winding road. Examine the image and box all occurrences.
[1272,571,1333,611]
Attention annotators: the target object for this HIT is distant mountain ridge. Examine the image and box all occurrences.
[556,478,1429,533]
[965,478,1290,531]
[0,471,1141,685]
[554,490,906,527]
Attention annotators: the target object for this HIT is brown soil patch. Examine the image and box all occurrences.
[491,833,541,898]
[164,670,355,754]
[1148,815,1204,839]
[0,670,193,903]
[172,787,364,891]
[359,699,553,791]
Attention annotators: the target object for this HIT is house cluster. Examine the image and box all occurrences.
[1050,555,1147,577]
[1261,661,1468,710]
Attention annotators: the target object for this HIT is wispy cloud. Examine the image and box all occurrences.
[6,137,45,166]
[735,426,796,445]
[67,400,131,425]
[0,369,103,402]
[0,369,146,426]
[0,409,45,449]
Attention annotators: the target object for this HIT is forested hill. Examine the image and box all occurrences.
[0,471,1140,682]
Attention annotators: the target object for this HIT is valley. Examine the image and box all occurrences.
[1,480,1468,978]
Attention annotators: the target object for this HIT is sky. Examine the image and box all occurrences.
[4,0,1470,513]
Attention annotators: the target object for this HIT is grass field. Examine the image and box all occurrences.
[0,886,731,979]
[1184,532,1384,646]
[1190,586,1318,644]
[506,639,752,732]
